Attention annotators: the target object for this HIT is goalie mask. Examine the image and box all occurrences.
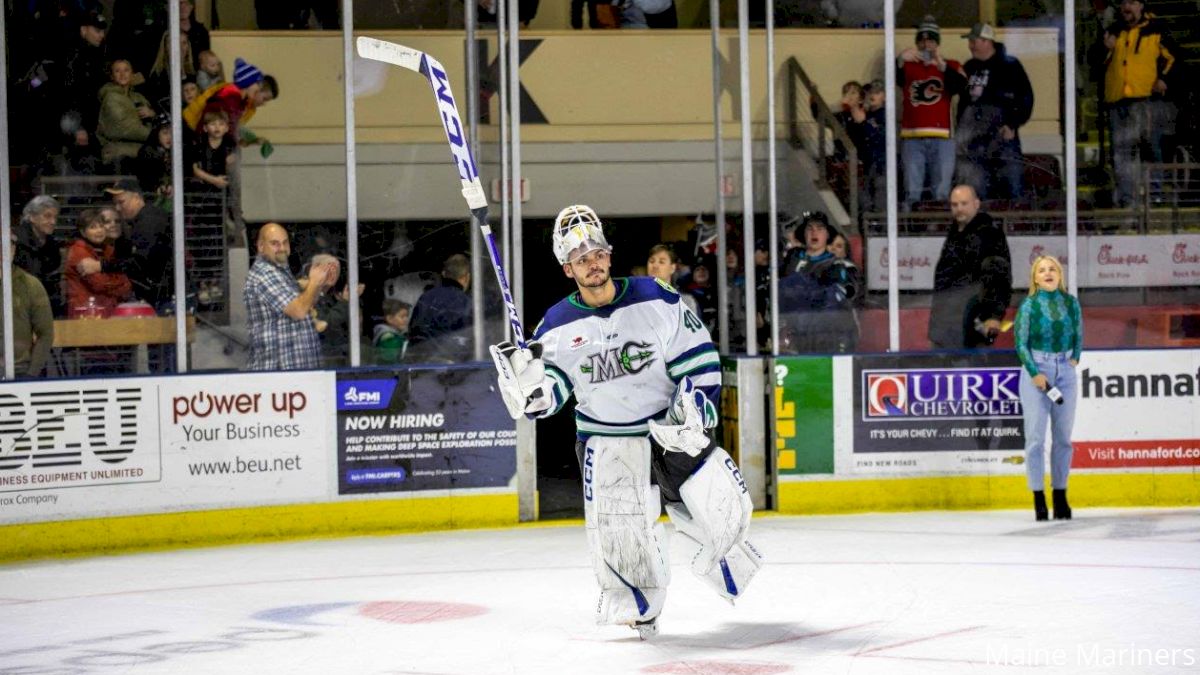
[553,205,612,265]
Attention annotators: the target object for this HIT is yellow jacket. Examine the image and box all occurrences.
[1104,13,1176,103]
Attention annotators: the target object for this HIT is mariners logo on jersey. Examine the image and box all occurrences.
[909,78,944,106]
[580,341,656,383]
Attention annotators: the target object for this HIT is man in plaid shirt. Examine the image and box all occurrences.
[244,222,335,370]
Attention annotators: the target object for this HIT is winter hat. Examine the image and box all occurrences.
[962,23,997,41]
[916,15,940,43]
[232,58,264,90]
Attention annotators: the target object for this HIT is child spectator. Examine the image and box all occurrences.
[137,120,174,204]
[373,299,411,363]
[182,78,201,106]
[183,57,278,143]
[187,110,236,192]
[96,59,155,170]
[196,50,225,90]
[682,256,717,334]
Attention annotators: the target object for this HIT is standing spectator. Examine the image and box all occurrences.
[725,247,747,351]
[1,234,55,378]
[406,253,474,363]
[829,229,863,309]
[1100,0,1179,207]
[963,256,1012,349]
[682,257,717,334]
[309,254,365,367]
[477,0,539,27]
[779,212,856,353]
[184,58,278,142]
[373,299,411,364]
[571,0,621,28]
[136,120,174,203]
[65,209,133,318]
[196,50,225,91]
[859,80,888,212]
[927,185,1013,350]
[62,11,110,136]
[832,81,864,162]
[179,0,211,71]
[897,16,967,209]
[96,59,155,170]
[244,223,334,370]
[646,244,698,314]
[1015,255,1082,521]
[105,178,174,307]
[779,213,805,276]
[148,31,195,103]
[14,196,65,317]
[955,23,1034,201]
[618,0,677,28]
[187,110,236,192]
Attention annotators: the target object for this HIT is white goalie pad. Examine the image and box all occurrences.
[666,447,755,579]
[582,436,670,626]
[668,503,763,603]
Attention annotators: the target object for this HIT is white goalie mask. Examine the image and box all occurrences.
[553,205,612,265]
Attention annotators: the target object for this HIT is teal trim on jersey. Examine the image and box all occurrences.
[545,364,572,414]
[574,419,650,436]
[574,405,670,437]
[567,278,630,311]
[668,350,721,378]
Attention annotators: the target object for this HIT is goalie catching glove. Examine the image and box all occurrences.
[648,377,717,457]
[490,341,553,420]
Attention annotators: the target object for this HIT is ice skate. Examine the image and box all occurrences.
[633,617,658,640]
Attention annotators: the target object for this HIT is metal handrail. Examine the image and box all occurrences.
[785,56,859,227]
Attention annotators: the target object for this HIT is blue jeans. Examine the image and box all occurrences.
[901,137,955,209]
[1019,350,1078,491]
[1110,99,1175,207]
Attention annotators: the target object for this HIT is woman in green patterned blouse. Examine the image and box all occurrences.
[1014,255,1083,521]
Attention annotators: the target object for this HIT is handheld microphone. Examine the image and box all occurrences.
[1045,386,1064,405]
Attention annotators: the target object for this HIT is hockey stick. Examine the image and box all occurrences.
[355,37,527,348]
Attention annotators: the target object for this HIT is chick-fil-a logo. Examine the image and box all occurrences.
[1173,243,1200,265]
[1029,244,1067,266]
[878,246,933,269]
[1097,244,1148,266]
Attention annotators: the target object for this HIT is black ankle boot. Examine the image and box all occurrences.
[1033,491,1048,521]
[1052,489,1071,520]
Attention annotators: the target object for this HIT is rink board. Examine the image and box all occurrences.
[775,348,1200,513]
[0,366,520,561]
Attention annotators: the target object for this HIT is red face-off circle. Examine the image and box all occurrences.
[357,600,488,624]
[643,662,792,675]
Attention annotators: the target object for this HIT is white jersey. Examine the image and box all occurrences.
[531,277,721,437]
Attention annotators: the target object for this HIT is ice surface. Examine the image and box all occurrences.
[2,509,1198,674]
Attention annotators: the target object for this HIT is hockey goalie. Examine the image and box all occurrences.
[491,205,763,639]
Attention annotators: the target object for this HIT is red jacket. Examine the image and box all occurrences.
[65,239,132,317]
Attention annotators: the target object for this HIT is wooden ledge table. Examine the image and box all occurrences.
[52,316,196,375]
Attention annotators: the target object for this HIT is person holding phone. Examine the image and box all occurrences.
[897,15,966,210]
[1014,255,1083,521]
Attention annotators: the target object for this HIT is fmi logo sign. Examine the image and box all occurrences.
[863,367,1023,421]
[0,385,159,492]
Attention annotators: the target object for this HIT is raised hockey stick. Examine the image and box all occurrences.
[355,36,527,348]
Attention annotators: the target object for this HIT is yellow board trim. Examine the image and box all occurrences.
[0,493,519,563]
[779,473,1200,514]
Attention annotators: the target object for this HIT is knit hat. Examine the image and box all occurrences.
[232,58,263,90]
[916,15,940,43]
